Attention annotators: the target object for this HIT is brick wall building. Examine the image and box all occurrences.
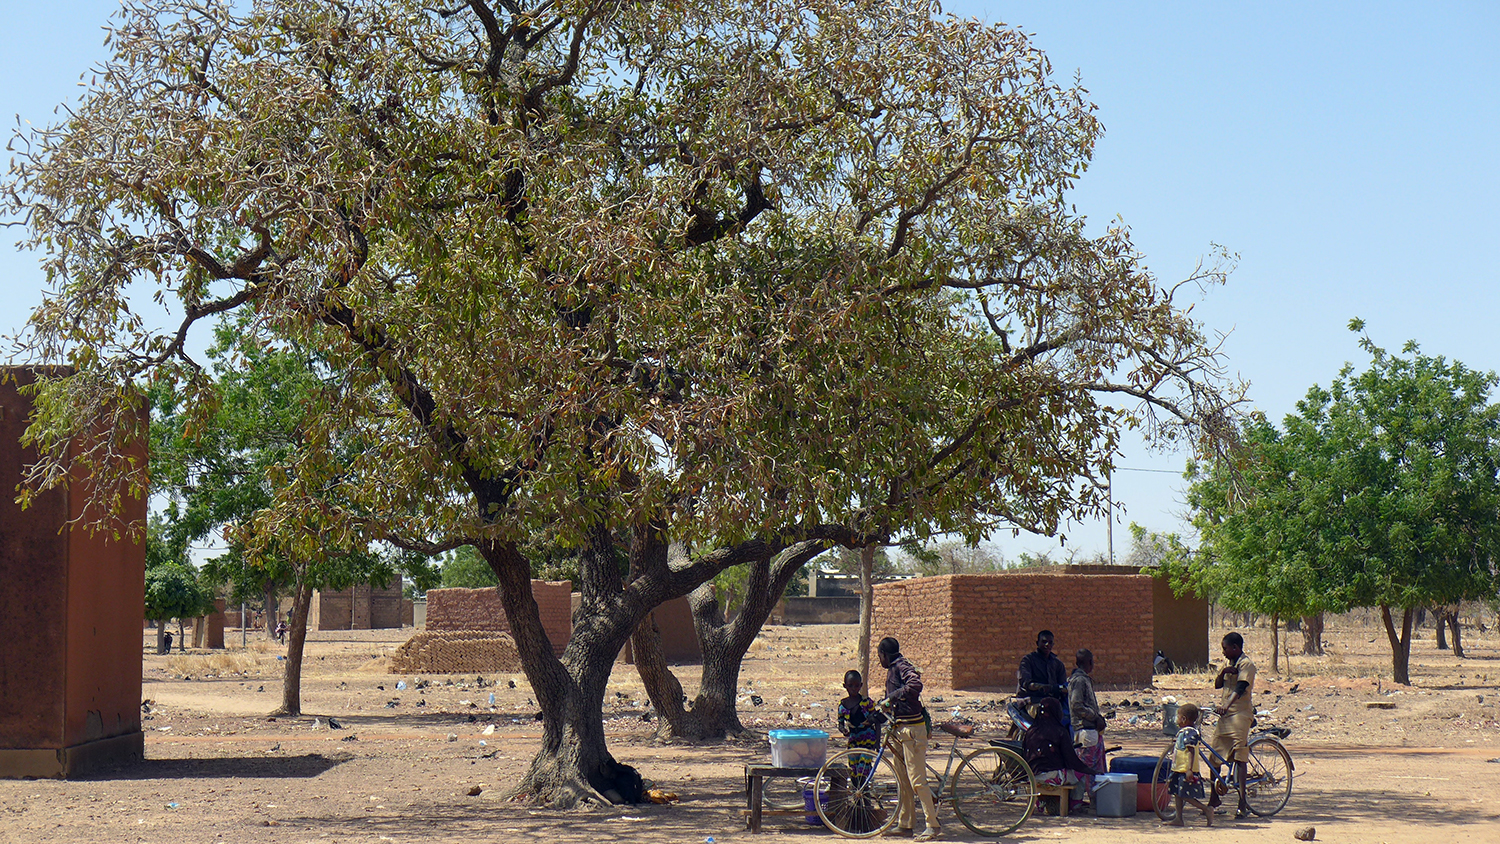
[870,569,1201,691]
[310,580,404,630]
[425,581,572,656]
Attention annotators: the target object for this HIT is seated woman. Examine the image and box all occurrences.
[1021,697,1094,813]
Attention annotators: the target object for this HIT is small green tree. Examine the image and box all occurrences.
[439,546,499,589]
[144,562,207,654]
[1188,324,1500,684]
[152,318,438,713]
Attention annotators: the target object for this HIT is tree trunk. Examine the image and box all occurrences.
[858,544,875,685]
[1437,608,1465,658]
[471,520,774,806]
[484,532,652,806]
[263,581,278,639]
[1380,604,1414,686]
[1300,613,1324,656]
[177,618,186,652]
[1270,613,1280,673]
[155,620,167,655]
[274,574,313,717]
[633,540,825,740]
[1435,609,1449,650]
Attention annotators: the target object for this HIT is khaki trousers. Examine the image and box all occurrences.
[889,721,938,830]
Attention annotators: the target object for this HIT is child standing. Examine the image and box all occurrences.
[1168,702,1213,827]
[837,669,886,783]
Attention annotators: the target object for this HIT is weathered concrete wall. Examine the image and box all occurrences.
[0,367,146,777]
[783,596,862,625]
[192,599,226,649]
[311,580,403,630]
[871,572,1155,691]
[426,582,571,655]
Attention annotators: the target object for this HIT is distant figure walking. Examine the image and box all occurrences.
[275,620,288,644]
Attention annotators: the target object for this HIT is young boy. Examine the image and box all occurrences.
[1168,702,1213,827]
[837,669,886,783]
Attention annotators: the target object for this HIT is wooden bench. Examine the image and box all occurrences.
[1036,781,1076,817]
[743,764,847,833]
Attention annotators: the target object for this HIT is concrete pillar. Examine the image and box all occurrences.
[0,367,146,778]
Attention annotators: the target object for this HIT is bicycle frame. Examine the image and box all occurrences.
[1155,712,1295,820]
[1192,714,1291,784]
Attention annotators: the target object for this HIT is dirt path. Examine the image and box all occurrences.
[3,620,1498,843]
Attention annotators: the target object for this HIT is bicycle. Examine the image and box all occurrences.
[812,718,1037,838]
[1149,714,1295,821]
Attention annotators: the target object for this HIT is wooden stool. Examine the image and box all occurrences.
[1036,781,1075,817]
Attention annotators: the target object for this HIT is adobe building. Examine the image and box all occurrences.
[424,581,572,655]
[0,367,147,777]
[617,596,704,664]
[309,580,404,630]
[869,567,1208,691]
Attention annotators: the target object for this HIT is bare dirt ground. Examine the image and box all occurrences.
[5,618,1499,843]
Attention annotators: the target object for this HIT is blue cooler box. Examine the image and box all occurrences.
[1110,756,1166,812]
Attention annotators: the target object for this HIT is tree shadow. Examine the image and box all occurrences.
[75,752,350,781]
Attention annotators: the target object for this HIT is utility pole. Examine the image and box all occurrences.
[1106,472,1114,565]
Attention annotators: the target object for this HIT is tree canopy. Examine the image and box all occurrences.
[6,0,1241,803]
[1187,325,1500,684]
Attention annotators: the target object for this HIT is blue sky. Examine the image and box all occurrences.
[4,2,1498,561]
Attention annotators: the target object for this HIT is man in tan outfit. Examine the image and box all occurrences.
[878,636,938,841]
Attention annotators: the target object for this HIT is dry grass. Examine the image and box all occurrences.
[165,652,267,676]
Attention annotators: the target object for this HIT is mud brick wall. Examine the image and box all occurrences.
[871,573,1155,691]
[870,577,957,686]
[617,596,703,664]
[426,581,572,656]
[1152,576,1209,670]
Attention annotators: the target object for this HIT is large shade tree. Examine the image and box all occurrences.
[6,0,1241,803]
[1185,324,1500,685]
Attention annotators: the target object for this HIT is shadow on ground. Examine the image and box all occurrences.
[78,752,350,781]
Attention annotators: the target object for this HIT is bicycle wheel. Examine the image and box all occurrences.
[1151,744,1179,822]
[1243,737,1293,817]
[761,776,806,810]
[950,745,1036,837]
[815,749,901,838]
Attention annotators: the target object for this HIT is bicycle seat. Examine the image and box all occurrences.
[939,720,975,738]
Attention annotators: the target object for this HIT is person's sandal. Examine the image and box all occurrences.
[914,827,941,842]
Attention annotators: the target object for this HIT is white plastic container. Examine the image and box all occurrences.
[768,729,829,768]
[1092,772,1138,817]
